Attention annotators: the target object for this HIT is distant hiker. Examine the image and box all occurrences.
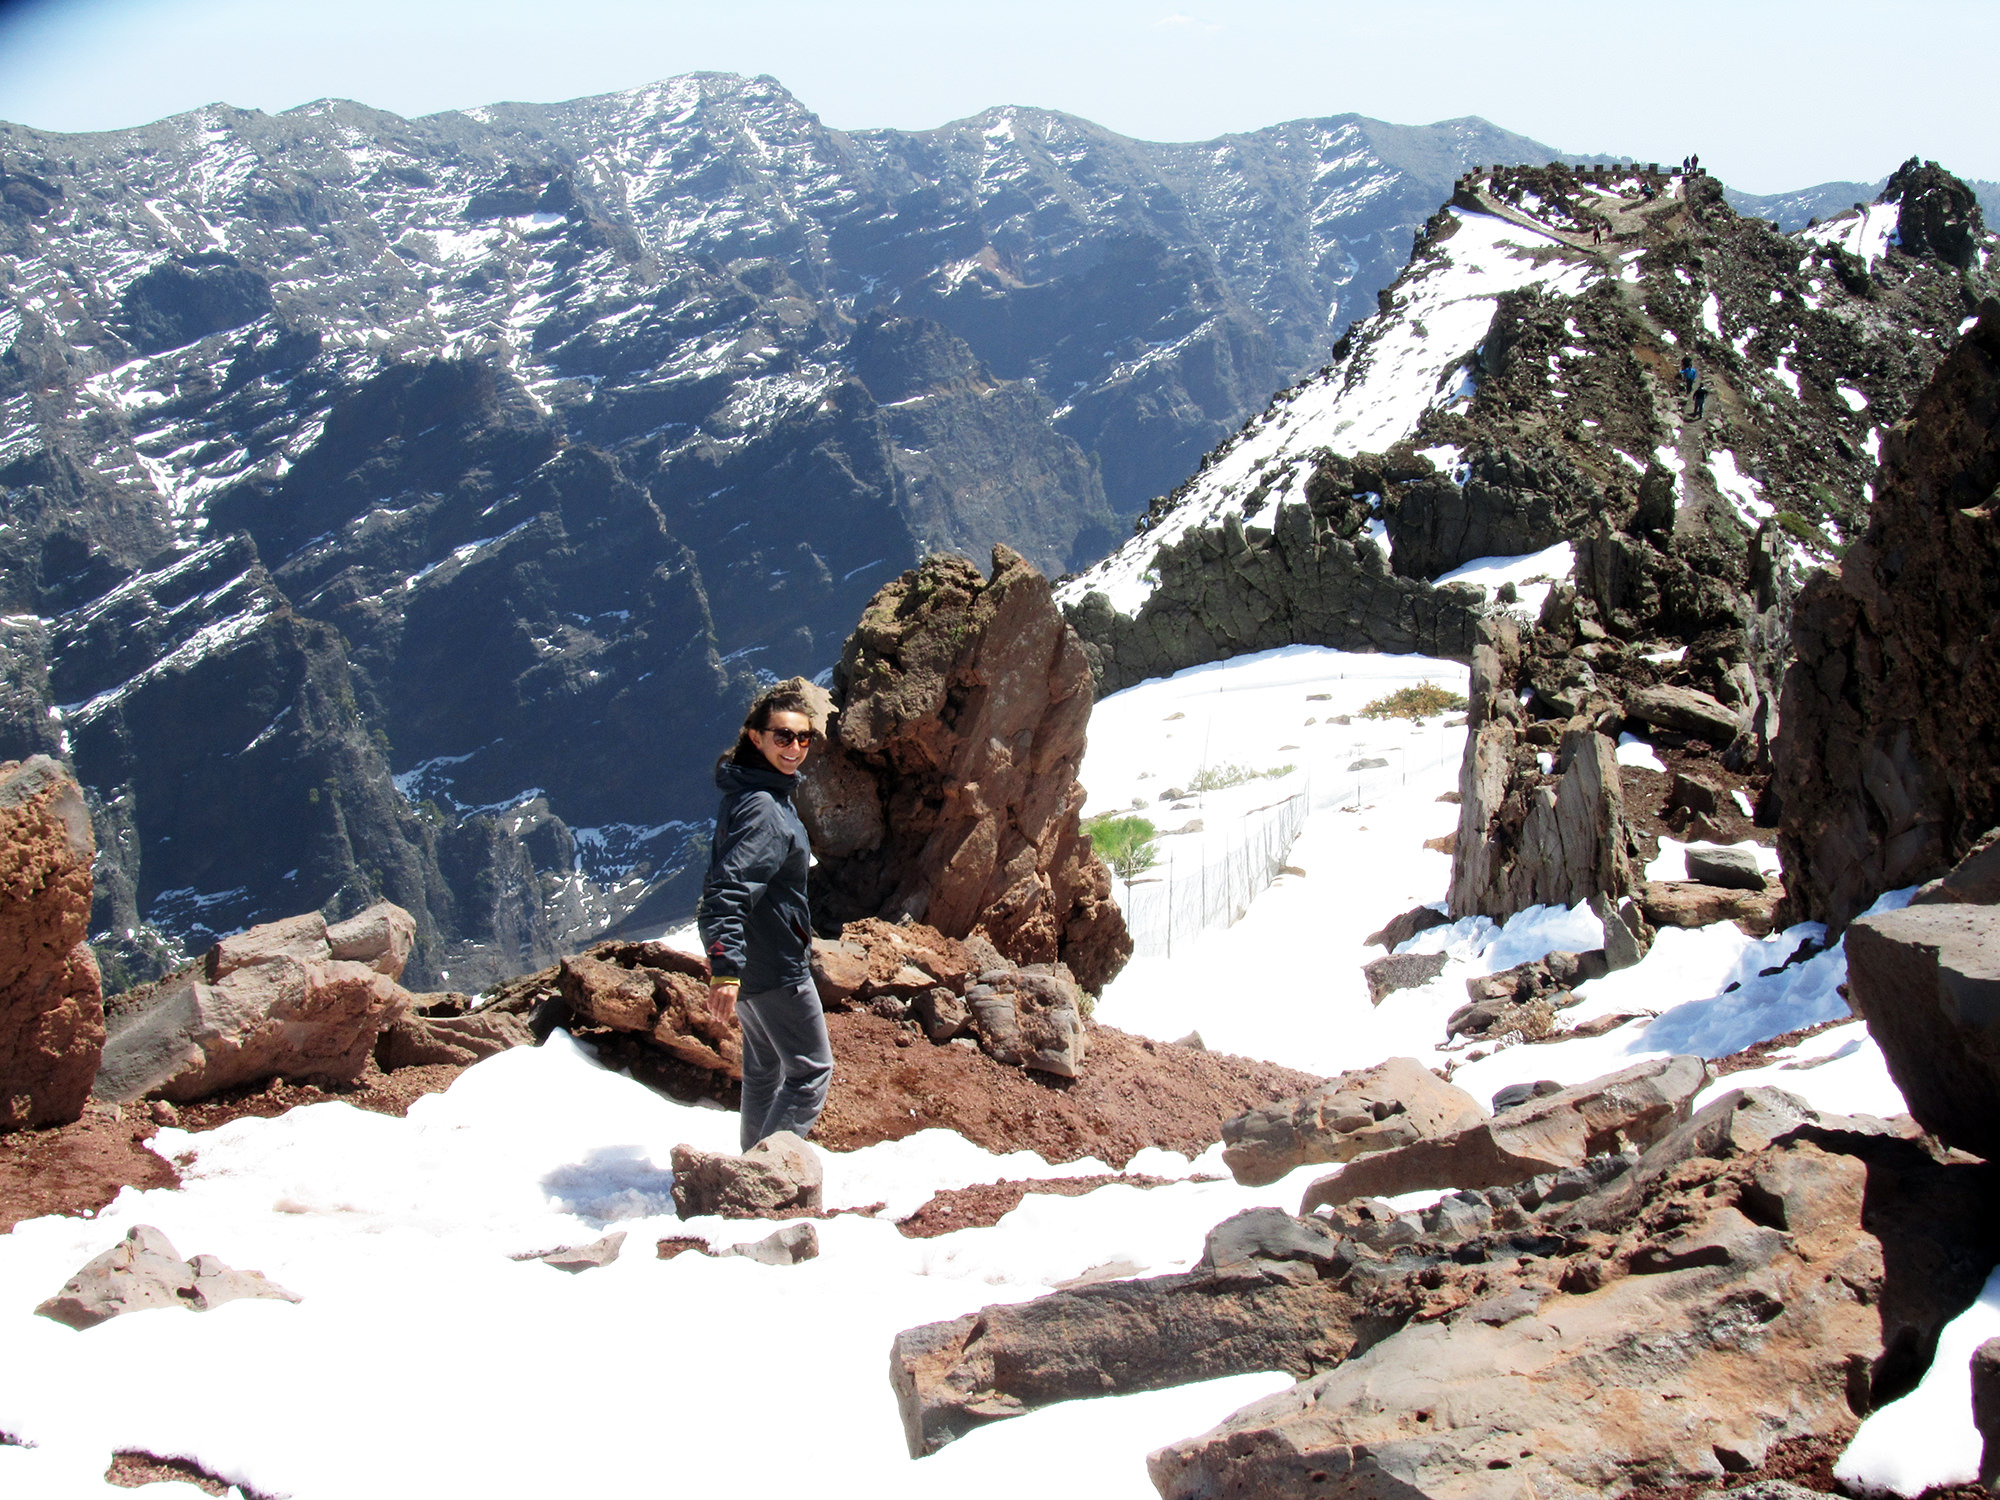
[1691,152,1700,173]
[1679,357,1698,396]
[1692,381,1712,420]
[1591,223,1604,246]
[700,683,832,1152]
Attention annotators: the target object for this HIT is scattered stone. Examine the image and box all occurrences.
[1363,903,1451,950]
[520,1231,626,1274]
[1668,770,1724,819]
[1221,1056,1484,1187]
[0,755,104,1128]
[1685,842,1768,890]
[1173,1030,1206,1051]
[1622,682,1746,745]
[1846,903,2000,1159]
[1638,880,1783,936]
[36,1224,300,1330]
[719,1222,820,1265]
[1299,1054,1707,1210]
[146,1100,178,1126]
[1361,951,1448,1005]
[1491,1079,1562,1114]
[670,1131,823,1220]
[1347,757,1388,772]
[913,987,970,1043]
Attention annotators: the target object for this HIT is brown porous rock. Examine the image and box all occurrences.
[0,755,104,1128]
[1774,303,2000,932]
[797,547,1131,992]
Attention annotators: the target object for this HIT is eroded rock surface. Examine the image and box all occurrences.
[1775,304,2000,931]
[1221,1057,1483,1188]
[892,1087,2000,1499]
[0,755,103,1127]
[94,901,418,1102]
[801,548,1130,991]
[1846,902,2000,1159]
[1298,1054,1707,1210]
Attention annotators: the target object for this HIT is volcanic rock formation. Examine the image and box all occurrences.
[801,547,1131,992]
[0,754,103,1126]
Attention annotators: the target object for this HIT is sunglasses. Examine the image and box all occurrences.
[762,726,816,748]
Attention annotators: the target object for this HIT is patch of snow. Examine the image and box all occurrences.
[1709,448,1773,524]
[1615,734,1666,772]
[1699,291,1723,338]
[1838,384,1868,411]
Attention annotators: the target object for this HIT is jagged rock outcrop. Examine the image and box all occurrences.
[1846,899,2000,1159]
[892,1086,2000,1497]
[1774,303,2000,931]
[0,754,103,1126]
[801,547,1131,991]
[94,900,416,1101]
[1064,472,1488,695]
[1220,1057,1484,1187]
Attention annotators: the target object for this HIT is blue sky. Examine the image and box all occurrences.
[0,0,1992,195]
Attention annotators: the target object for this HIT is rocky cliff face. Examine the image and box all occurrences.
[800,547,1130,991]
[1773,302,2000,930]
[1064,159,1993,923]
[0,76,1567,985]
[0,755,102,1126]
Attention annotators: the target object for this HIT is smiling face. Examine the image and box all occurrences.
[748,709,814,776]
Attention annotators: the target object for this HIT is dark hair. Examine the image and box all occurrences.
[728,684,817,768]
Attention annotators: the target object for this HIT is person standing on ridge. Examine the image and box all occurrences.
[700,683,832,1152]
[1680,357,1698,397]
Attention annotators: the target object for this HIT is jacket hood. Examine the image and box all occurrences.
[715,756,798,798]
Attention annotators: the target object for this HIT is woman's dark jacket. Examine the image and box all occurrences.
[697,758,813,992]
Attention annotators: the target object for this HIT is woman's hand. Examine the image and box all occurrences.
[707,980,739,1024]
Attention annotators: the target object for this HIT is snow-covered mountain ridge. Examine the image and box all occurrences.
[1060,156,1993,701]
[0,74,1572,988]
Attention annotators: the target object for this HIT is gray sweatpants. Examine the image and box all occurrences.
[736,978,833,1152]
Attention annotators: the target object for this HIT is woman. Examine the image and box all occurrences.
[698,684,833,1152]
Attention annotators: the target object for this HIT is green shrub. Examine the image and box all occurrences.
[1084,813,1158,884]
[1360,681,1469,719]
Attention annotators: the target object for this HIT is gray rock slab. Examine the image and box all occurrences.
[1685,842,1768,890]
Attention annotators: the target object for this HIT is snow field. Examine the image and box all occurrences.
[0,645,1979,1498]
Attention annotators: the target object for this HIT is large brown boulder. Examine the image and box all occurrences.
[94,902,417,1102]
[1220,1057,1484,1187]
[798,547,1131,992]
[1774,303,2000,932]
[1846,902,2000,1158]
[0,755,104,1127]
